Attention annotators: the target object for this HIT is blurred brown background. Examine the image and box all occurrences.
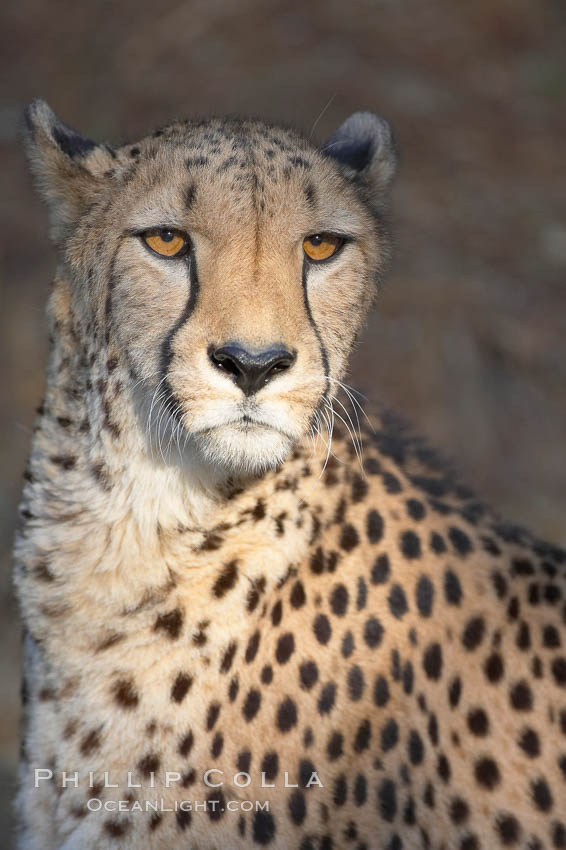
[1,0,565,842]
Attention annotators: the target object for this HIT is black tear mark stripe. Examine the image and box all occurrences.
[159,253,201,417]
[301,259,330,405]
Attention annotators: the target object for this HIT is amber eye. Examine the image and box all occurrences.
[303,234,344,263]
[143,230,188,258]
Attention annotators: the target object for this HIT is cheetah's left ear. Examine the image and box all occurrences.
[22,99,116,244]
[321,112,397,211]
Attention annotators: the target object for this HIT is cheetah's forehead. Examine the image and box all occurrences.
[106,117,371,242]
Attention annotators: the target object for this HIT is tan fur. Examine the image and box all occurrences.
[14,102,566,849]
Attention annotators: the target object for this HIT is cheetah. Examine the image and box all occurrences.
[14,98,566,850]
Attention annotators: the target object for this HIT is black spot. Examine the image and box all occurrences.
[388,584,408,619]
[330,584,349,616]
[491,571,508,599]
[304,183,316,207]
[403,661,414,695]
[351,473,368,503]
[416,575,434,617]
[206,702,221,730]
[245,630,261,663]
[371,554,390,584]
[138,753,160,776]
[261,665,273,684]
[340,524,359,551]
[552,657,566,687]
[448,676,462,708]
[357,577,368,611]
[374,675,390,707]
[516,621,531,651]
[333,774,348,806]
[484,652,504,683]
[353,719,371,752]
[185,182,197,208]
[404,797,416,825]
[462,617,485,651]
[243,689,261,722]
[467,708,489,736]
[512,557,535,576]
[381,718,399,752]
[507,596,520,620]
[383,472,402,493]
[185,728,205,761]
[299,758,317,789]
[510,680,533,711]
[262,751,279,780]
[474,756,500,789]
[448,526,473,556]
[347,666,364,701]
[327,731,344,760]
[299,661,318,691]
[341,631,355,658]
[228,677,239,702]
[252,809,276,844]
[211,732,223,757]
[378,779,397,822]
[290,581,306,608]
[426,715,438,749]
[276,697,297,732]
[367,510,384,543]
[353,773,367,806]
[212,561,238,597]
[271,600,282,626]
[437,753,451,783]
[364,616,384,648]
[408,730,424,765]
[391,649,402,681]
[406,498,426,520]
[318,682,337,715]
[171,673,192,703]
[314,614,332,644]
[531,778,553,812]
[518,727,540,758]
[430,532,447,554]
[275,633,295,664]
[444,570,462,605]
[543,624,561,648]
[220,641,237,674]
[495,813,521,845]
[450,798,469,825]
[423,643,443,680]
[288,789,306,825]
[553,822,566,848]
[400,530,421,559]
[423,782,435,809]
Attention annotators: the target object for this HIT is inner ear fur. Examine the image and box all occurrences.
[321,111,398,212]
[23,99,115,243]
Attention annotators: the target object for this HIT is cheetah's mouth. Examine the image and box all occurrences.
[188,406,300,473]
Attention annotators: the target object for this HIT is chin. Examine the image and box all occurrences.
[195,423,296,476]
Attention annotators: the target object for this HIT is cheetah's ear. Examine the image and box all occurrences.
[22,99,115,243]
[321,112,397,211]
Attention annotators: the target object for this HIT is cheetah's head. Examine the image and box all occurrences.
[24,101,397,476]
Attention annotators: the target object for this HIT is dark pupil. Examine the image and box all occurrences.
[310,235,323,246]
[161,230,175,242]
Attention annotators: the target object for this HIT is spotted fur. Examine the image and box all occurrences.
[14,100,566,850]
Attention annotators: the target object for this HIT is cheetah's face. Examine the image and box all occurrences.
[24,102,396,474]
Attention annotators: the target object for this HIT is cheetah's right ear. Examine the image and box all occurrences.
[321,112,397,213]
[22,99,115,243]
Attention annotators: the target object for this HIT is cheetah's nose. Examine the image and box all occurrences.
[209,343,296,396]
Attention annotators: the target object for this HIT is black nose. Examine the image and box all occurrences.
[209,343,296,396]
